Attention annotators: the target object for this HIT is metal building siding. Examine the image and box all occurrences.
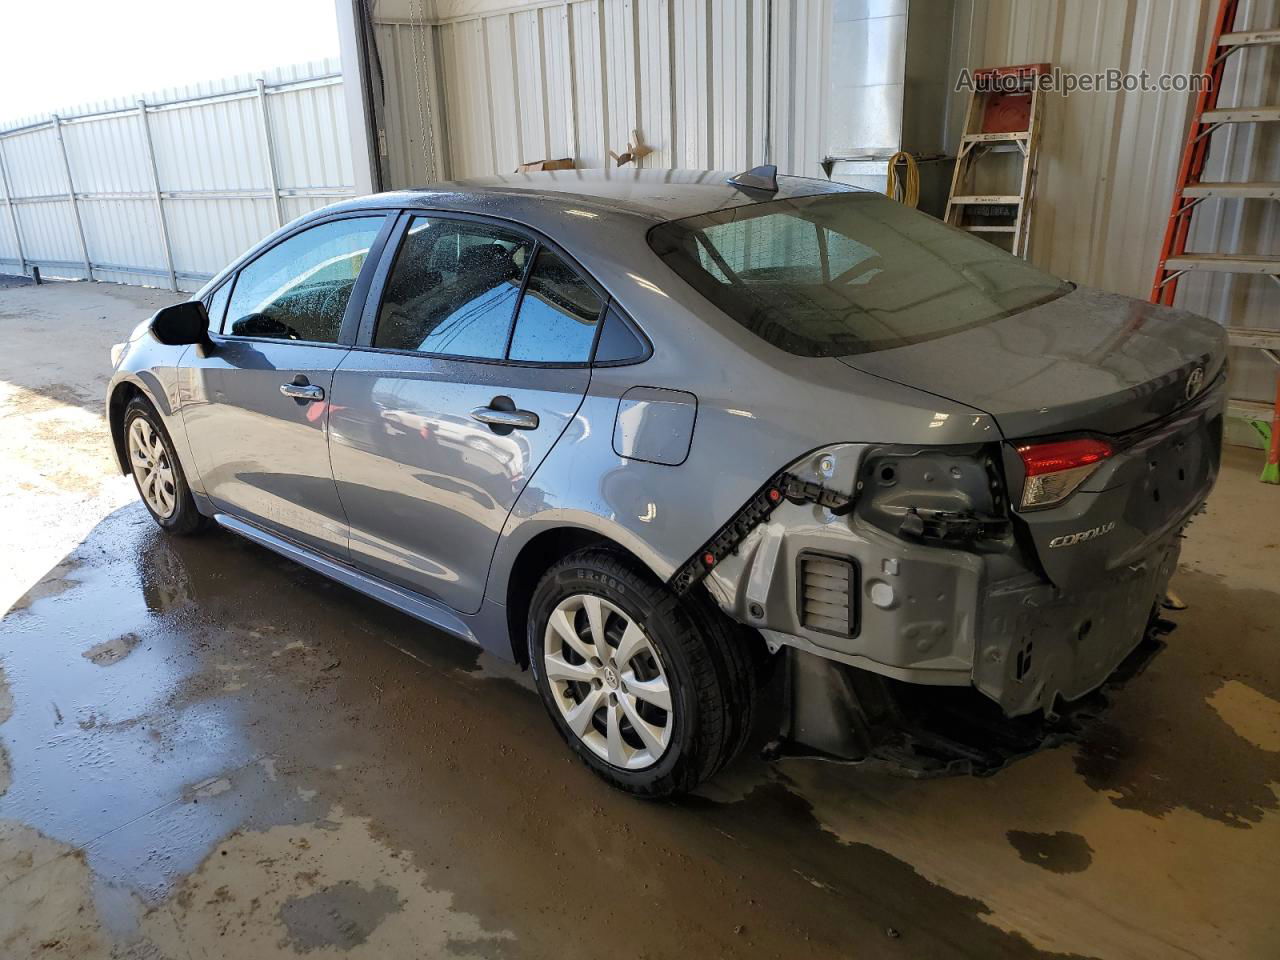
[480,16,519,175]
[397,0,831,181]
[374,22,447,186]
[4,128,68,200]
[570,1,609,169]
[603,0,639,165]
[0,58,356,291]
[267,64,355,192]
[949,0,1278,404]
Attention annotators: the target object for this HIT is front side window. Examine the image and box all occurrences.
[224,216,384,343]
[205,280,232,331]
[374,217,532,359]
[649,192,1069,357]
[507,249,603,363]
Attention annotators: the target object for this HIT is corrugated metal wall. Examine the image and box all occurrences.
[947,0,1280,404]
[0,59,356,292]
[373,0,831,184]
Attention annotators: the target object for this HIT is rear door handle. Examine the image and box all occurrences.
[280,377,325,402]
[470,397,539,432]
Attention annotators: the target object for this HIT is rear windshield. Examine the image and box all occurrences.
[647,191,1070,357]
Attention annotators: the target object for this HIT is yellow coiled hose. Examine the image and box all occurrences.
[885,150,920,208]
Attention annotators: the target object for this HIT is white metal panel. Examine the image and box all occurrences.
[62,115,152,194]
[670,0,710,167]
[78,198,163,286]
[513,8,553,162]
[602,0,638,165]
[570,1,609,169]
[380,0,832,184]
[635,0,674,167]
[0,58,355,291]
[376,22,446,186]
[266,64,354,191]
[440,20,498,176]
[710,0,751,169]
[3,128,67,199]
[163,197,277,283]
[829,0,907,155]
[485,14,525,173]
[541,5,577,159]
[148,96,267,194]
[14,201,82,268]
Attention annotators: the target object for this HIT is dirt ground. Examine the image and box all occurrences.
[1,279,1278,960]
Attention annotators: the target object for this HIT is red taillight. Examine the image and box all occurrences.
[1017,438,1112,476]
[1015,437,1112,509]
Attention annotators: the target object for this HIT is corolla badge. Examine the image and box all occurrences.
[1185,366,1205,400]
[1048,521,1115,548]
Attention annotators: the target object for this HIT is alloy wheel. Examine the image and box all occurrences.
[543,593,674,770]
[128,417,177,519]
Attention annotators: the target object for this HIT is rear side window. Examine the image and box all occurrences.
[507,249,603,363]
[648,192,1069,357]
[593,305,648,363]
[374,217,532,359]
[224,217,383,342]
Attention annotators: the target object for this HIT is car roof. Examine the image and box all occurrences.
[317,168,862,227]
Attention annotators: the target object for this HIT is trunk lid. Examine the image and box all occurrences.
[839,287,1229,589]
[837,286,1227,439]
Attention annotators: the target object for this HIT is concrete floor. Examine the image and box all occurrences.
[1,279,1278,960]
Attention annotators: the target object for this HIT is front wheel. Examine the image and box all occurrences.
[528,549,757,797]
[123,396,208,535]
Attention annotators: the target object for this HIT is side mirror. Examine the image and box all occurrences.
[151,301,211,347]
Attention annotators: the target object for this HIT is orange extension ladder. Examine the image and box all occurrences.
[1151,0,1280,483]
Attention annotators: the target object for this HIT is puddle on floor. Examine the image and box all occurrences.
[0,503,1277,959]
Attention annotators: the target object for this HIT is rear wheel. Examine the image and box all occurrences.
[124,396,207,535]
[528,548,756,797]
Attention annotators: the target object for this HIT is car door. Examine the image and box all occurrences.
[180,214,390,557]
[327,213,602,614]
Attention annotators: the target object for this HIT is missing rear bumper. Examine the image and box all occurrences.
[764,607,1174,777]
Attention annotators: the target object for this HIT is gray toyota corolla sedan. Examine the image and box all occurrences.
[107,168,1225,796]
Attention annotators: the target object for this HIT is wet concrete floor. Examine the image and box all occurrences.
[2,280,1279,958]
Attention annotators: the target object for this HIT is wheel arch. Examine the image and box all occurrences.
[108,373,186,476]
[108,380,146,474]
[500,523,672,667]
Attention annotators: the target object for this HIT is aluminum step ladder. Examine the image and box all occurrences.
[1151,0,1280,483]
[944,63,1048,258]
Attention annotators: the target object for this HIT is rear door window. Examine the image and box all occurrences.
[374,217,533,359]
[224,217,384,342]
[507,249,603,363]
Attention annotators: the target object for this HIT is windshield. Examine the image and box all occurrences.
[647,191,1071,357]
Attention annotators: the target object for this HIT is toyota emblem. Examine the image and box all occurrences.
[1185,366,1205,400]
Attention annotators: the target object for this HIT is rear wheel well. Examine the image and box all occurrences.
[505,528,643,667]
[108,382,144,474]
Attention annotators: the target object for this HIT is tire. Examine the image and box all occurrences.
[122,396,208,536]
[527,548,757,797]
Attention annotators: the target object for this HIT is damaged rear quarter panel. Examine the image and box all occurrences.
[700,443,995,686]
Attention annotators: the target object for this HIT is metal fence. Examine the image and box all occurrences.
[0,58,355,293]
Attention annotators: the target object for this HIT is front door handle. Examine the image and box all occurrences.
[280,376,325,402]
[470,396,539,433]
